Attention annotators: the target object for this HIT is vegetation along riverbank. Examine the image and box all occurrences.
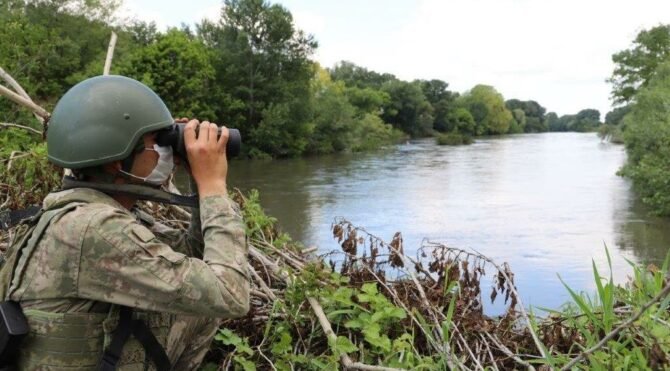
[1,0,670,369]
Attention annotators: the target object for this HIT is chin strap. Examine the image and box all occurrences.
[61,177,199,209]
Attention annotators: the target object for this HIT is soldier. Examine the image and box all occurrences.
[0,75,250,370]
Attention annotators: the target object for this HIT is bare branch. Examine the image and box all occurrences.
[0,123,42,136]
[0,84,50,120]
[0,66,46,124]
[103,32,118,75]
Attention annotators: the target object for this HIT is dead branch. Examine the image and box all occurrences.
[425,241,549,360]
[0,66,44,124]
[0,123,42,136]
[103,32,118,75]
[0,84,50,120]
[486,333,535,370]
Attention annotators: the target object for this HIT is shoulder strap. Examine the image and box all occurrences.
[98,307,171,371]
[6,203,83,299]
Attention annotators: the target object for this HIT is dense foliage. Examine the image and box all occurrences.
[607,25,670,216]
[1,0,604,157]
[619,62,670,215]
[609,25,670,105]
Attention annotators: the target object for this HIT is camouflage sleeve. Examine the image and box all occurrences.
[172,178,205,259]
[77,195,250,318]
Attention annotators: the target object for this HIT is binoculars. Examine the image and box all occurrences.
[155,123,241,159]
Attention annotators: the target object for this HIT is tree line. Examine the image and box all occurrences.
[604,24,670,216]
[1,0,604,159]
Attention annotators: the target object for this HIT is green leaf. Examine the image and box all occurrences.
[344,319,363,329]
[330,336,358,354]
[271,331,293,355]
[234,356,257,371]
[215,328,242,346]
[361,283,378,295]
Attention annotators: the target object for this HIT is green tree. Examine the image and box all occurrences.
[505,99,547,132]
[444,107,476,135]
[620,61,670,215]
[569,109,601,132]
[344,86,390,116]
[306,68,355,154]
[458,85,512,135]
[609,25,670,105]
[0,0,122,126]
[119,29,216,119]
[380,80,433,137]
[197,0,317,157]
[509,108,526,134]
[329,61,396,90]
[605,105,632,126]
[418,79,457,133]
[545,112,561,131]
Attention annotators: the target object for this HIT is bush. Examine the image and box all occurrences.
[436,132,473,146]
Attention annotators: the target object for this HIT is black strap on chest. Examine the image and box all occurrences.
[97,306,171,371]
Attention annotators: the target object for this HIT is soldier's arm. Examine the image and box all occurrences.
[169,178,205,259]
[77,194,250,318]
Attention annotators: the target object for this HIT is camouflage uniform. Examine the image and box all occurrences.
[4,187,250,370]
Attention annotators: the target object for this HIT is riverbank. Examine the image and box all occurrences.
[201,189,670,370]
[0,147,668,369]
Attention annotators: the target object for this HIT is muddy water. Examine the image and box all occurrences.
[225,133,670,312]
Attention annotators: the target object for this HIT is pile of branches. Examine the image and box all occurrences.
[211,195,545,370]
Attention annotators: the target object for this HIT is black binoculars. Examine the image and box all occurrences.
[155,123,241,159]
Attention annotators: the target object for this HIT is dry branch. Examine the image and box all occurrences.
[103,32,118,75]
[0,66,44,124]
[0,123,42,136]
[0,84,50,120]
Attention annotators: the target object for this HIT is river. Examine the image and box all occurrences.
[227,132,670,312]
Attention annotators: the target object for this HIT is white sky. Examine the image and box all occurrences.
[121,0,670,117]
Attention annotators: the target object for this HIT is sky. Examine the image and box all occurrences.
[120,0,670,117]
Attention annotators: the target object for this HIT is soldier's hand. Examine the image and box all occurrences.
[184,119,229,197]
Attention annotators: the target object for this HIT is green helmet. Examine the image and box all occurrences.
[47,75,173,169]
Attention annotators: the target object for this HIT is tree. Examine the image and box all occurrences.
[197,0,318,157]
[380,80,433,137]
[568,109,601,132]
[119,29,216,119]
[545,112,561,131]
[620,61,670,215]
[444,107,476,135]
[0,0,122,124]
[344,86,390,116]
[609,25,670,105]
[505,99,547,132]
[418,79,457,133]
[509,108,526,133]
[458,85,512,135]
[329,61,396,89]
[306,67,355,154]
[605,105,632,126]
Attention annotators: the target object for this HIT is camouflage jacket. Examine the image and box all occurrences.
[7,187,250,317]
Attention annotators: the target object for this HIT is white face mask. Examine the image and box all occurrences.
[121,144,174,186]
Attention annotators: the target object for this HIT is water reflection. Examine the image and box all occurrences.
[226,133,670,312]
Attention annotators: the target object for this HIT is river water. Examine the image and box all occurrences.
[227,132,670,312]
